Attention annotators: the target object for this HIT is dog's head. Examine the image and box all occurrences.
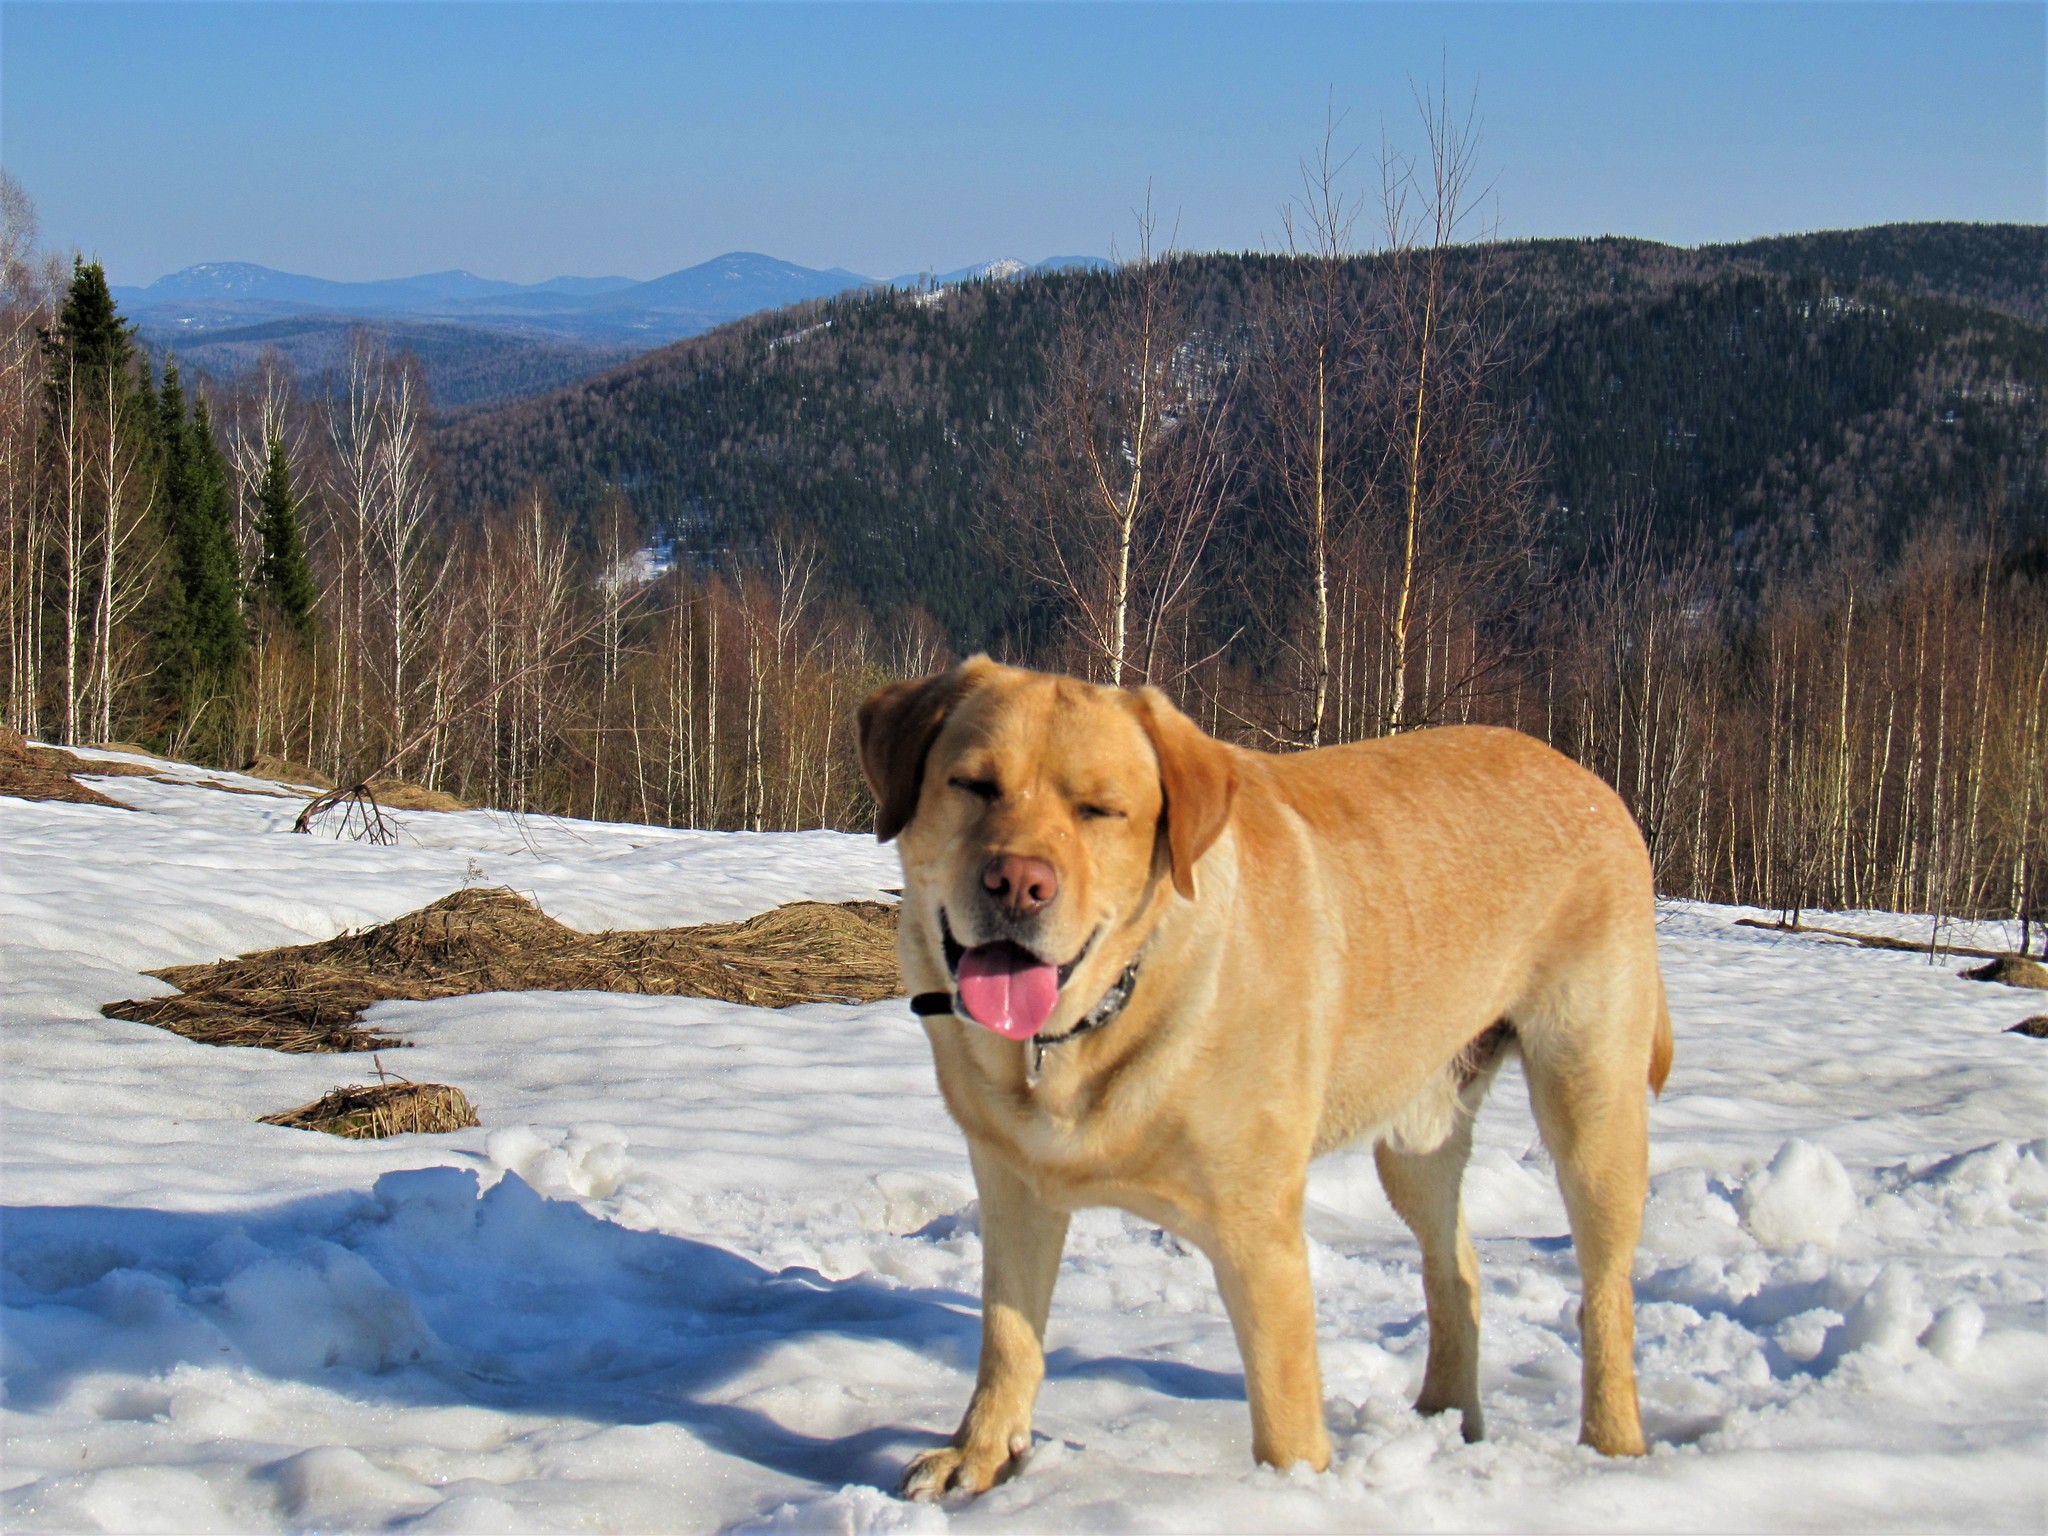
[857,658,1235,1041]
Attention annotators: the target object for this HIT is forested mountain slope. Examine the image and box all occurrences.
[143,316,635,412]
[1712,222,2048,326]
[437,223,2046,649]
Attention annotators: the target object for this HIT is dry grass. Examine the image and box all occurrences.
[260,1080,480,1138]
[104,886,902,1052]
[62,752,159,778]
[0,726,131,808]
[85,741,167,760]
[242,755,334,790]
[1964,956,2048,990]
[365,777,465,812]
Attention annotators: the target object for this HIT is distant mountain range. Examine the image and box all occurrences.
[113,252,1108,348]
[114,251,1108,410]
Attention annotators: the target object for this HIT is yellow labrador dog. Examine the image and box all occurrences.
[858,658,1671,1498]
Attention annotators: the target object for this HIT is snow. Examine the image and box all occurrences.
[3,757,2044,1532]
[1737,1140,1859,1250]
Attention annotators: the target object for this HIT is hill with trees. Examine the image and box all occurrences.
[137,315,635,414]
[435,223,2048,650]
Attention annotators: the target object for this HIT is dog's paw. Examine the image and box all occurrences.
[899,1434,1029,1501]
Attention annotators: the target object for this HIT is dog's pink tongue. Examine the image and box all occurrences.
[955,942,1060,1040]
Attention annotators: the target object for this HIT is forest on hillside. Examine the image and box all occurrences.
[137,315,636,414]
[436,227,2048,649]
[4,153,2043,938]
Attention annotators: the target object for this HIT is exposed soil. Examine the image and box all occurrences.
[2005,1016,2048,1039]
[104,886,902,1052]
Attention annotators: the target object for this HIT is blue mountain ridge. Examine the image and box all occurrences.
[112,251,1118,400]
[112,251,1106,321]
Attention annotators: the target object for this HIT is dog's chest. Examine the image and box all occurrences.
[939,1046,1207,1211]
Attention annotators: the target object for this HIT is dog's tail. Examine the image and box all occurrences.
[1647,987,1674,1098]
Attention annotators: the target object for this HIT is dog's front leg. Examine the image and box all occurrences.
[1210,1195,1333,1473]
[902,1144,1070,1500]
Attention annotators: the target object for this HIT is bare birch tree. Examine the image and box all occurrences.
[323,331,385,769]
[1255,112,1373,744]
[0,170,49,735]
[1007,207,1235,688]
[1370,81,1538,731]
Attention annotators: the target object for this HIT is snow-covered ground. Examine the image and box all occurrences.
[2,753,2043,1533]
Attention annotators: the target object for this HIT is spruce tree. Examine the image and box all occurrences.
[153,362,243,695]
[44,257,134,395]
[152,362,199,697]
[256,432,316,642]
[184,396,244,683]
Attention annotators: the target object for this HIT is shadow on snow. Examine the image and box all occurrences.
[1,1166,1246,1495]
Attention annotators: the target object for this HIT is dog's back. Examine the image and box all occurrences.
[1223,726,1670,1132]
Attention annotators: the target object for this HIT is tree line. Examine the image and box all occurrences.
[3,158,2041,941]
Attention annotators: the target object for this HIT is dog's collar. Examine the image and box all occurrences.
[910,949,1144,1075]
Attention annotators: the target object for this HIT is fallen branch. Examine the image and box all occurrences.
[1732,916,2023,963]
[294,781,395,844]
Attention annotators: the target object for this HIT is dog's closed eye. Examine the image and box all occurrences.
[949,775,1000,802]
[1077,803,1126,822]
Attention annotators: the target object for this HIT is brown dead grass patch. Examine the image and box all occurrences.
[243,755,334,790]
[86,741,167,760]
[260,1080,480,1138]
[63,753,159,778]
[1964,956,2048,990]
[104,886,901,1052]
[0,726,130,808]
[365,777,464,812]
[137,773,308,801]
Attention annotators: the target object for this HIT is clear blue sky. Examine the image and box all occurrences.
[4,2,2041,286]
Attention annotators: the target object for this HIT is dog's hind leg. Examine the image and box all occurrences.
[1375,1093,1485,1440]
[902,1145,1071,1500]
[1519,985,1653,1457]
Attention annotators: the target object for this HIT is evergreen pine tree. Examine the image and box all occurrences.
[153,362,243,696]
[256,432,316,642]
[43,257,135,395]
[184,396,244,683]
[152,361,199,698]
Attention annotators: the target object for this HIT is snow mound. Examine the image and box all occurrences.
[1740,1138,1859,1248]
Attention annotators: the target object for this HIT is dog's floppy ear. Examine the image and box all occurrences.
[1132,687,1237,900]
[857,658,991,842]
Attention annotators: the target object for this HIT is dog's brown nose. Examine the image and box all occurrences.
[983,853,1059,917]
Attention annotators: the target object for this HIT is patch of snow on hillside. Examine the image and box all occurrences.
[2,769,2043,1531]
